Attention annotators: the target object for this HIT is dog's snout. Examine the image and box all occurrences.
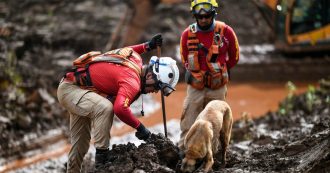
[180,162,187,171]
[180,161,195,173]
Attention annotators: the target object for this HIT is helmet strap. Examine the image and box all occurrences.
[141,64,161,94]
[140,65,150,94]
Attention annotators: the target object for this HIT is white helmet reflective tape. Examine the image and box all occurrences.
[149,56,179,89]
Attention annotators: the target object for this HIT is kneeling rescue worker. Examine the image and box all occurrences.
[57,34,180,173]
[178,0,240,150]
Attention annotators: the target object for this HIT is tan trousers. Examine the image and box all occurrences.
[57,81,114,173]
[178,85,227,150]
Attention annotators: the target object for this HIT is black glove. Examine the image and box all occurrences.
[135,123,151,141]
[146,34,163,51]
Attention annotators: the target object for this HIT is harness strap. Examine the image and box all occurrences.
[74,70,82,86]
[85,64,93,86]
[197,43,208,54]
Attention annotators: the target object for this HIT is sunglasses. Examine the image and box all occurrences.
[194,13,213,19]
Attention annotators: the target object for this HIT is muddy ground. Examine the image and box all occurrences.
[1,0,330,172]
[0,0,272,159]
[80,78,329,173]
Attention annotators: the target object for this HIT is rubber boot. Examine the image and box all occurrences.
[95,148,110,169]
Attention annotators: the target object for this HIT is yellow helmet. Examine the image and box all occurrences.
[190,0,218,14]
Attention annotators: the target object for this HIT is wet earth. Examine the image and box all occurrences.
[82,78,329,173]
[0,0,272,162]
[1,0,330,172]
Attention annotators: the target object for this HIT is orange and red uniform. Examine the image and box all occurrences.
[180,22,239,74]
[178,21,240,150]
[64,43,148,129]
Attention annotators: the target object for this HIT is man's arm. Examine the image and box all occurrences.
[129,43,148,55]
[180,29,189,68]
[113,93,141,129]
[114,86,151,141]
[129,34,163,54]
[225,25,240,69]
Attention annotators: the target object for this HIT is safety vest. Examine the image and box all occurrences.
[70,47,142,88]
[185,21,229,90]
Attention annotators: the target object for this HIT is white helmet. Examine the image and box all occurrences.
[149,56,180,96]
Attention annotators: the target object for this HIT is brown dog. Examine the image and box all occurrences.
[180,100,233,173]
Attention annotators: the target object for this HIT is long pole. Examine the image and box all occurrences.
[161,89,168,138]
[157,46,168,137]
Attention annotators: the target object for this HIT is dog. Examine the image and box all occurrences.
[180,100,233,173]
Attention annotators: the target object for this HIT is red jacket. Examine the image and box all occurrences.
[67,44,148,129]
[180,22,239,71]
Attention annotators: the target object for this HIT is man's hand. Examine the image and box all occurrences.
[135,123,151,141]
[146,34,163,51]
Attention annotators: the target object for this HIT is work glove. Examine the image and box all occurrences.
[146,34,163,51]
[135,123,151,141]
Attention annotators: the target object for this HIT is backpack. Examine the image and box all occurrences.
[73,51,102,68]
[68,48,142,87]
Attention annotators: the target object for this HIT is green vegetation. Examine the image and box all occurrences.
[279,81,296,115]
[279,78,330,116]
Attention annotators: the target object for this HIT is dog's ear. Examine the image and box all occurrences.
[185,123,199,141]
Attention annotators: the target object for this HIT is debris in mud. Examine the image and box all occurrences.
[1,0,330,172]
[0,0,271,162]
[95,134,181,173]
[85,78,330,173]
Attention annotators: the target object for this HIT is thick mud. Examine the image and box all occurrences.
[96,134,180,173]
[77,79,330,173]
[1,0,330,172]
[0,0,271,160]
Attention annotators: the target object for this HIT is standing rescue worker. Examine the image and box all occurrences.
[57,34,180,173]
[178,0,239,149]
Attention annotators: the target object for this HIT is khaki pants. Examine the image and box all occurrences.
[57,81,114,173]
[178,85,227,150]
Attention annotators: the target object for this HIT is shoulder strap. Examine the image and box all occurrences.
[214,21,226,36]
[104,47,133,58]
[189,23,197,34]
[187,24,199,52]
[103,47,142,75]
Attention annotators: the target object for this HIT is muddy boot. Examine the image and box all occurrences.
[95,148,110,169]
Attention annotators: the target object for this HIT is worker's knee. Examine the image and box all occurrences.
[94,100,113,116]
